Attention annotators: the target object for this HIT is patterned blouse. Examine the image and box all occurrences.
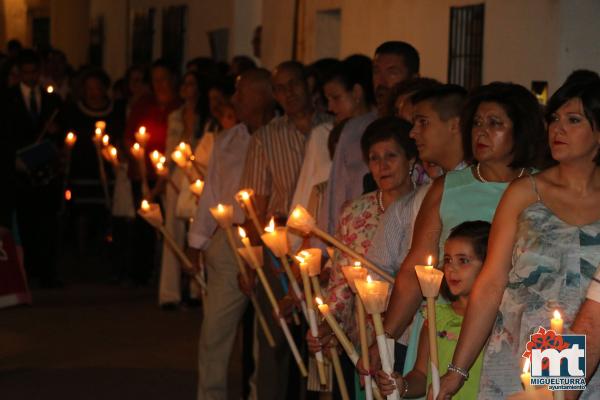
[324,191,383,348]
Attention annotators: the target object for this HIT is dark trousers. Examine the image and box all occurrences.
[130,180,156,285]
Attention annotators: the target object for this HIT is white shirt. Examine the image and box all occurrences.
[19,82,41,114]
[187,123,251,250]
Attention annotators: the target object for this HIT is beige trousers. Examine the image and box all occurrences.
[197,228,248,400]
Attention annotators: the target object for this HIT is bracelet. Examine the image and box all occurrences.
[447,363,469,381]
[400,378,409,398]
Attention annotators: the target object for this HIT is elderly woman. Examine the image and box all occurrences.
[437,82,600,399]
[374,83,546,394]
[307,116,417,398]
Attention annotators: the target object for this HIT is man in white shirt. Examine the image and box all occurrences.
[188,68,276,400]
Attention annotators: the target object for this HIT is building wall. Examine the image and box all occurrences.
[262,0,599,92]
[50,0,90,68]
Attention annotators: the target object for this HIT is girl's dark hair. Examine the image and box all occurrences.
[460,82,546,169]
[81,67,111,88]
[360,116,417,162]
[440,220,491,302]
[545,80,600,165]
[324,54,375,107]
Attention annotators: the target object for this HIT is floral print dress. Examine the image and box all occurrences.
[325,191,383,348]
[478,178,600,398]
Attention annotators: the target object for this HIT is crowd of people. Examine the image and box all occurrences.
[2,35,600,400]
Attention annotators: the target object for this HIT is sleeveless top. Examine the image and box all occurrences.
[439,167,509,264]
[424,303,483,400]
[478,175,600,399]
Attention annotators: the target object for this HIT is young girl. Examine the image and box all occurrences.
[377,220,490,399]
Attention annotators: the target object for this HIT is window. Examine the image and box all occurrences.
[131,8,156,66]
[162,5,188,71]
[447,4,484,90]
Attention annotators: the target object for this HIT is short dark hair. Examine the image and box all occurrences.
[324,54,375,107]
[360,116,417,162]
[546,80,600,164]
[275,60,307,81]
[460,82,546,169]
[208,75,236,98]
[231,55,257,75]
[564,69,600,86]
[387,77,442,116]
[17,49,41,68]
[440,220,491,302]
[152,58,179,78]
[81,67,111,88]
[412,84,467,121]
[375,41,420,76]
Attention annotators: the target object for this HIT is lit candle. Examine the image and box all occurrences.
[209,204,234,229]
[190,179,204,197]
[551,310,563,334]
[315,297,360,365]
[171,149,187,169]
[65,131,77,148]
[135,126,149,147]
[342,262,373,400]
[102,145,119,167]
[94,128,103,143]
[239,227,308,377]
[521,358,534,392]
[414,256,444,399]
[235,189,262,233]
[46,85,54,94]
[64,189,72,201]
[95,120,106,132]
[140,199,150,212]
[101,134,110,147]
[150,150,163,165]
[131,142,143,159]
[287,205,393,283]
[155,162,168,176]
[296,252,327,385]
[355,276,398,400]
[261,219,307,322]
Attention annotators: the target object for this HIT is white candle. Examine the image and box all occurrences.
[65,132,77,148]
[209,204,234,229]
[521,358,534,392]
[316,297,360,364]
[235,189,262,233]
[551,310,563,334]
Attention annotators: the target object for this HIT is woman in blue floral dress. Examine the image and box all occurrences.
[438,80,600,399]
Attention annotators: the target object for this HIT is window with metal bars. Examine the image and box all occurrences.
[447,4,485,90]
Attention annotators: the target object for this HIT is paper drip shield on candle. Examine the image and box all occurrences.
[209,205,234,228]
[287,205,316,235]
[261,227,289,258]
[138,203,164,228]
[238,246,264,269]
[415,265,444,297]
[354,279,391,314]
[302,248,322,276]
[341,266,368,293]
[235,188,255,203]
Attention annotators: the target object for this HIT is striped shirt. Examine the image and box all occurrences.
[240,113,333,217]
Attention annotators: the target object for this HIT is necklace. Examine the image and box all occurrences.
[476,163,526,183]
[377,190,385,213]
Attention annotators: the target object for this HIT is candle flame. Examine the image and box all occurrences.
[217,204,224,212]
[139,126,146,135]
[194,179,203,188]
[299,250,310,258]
[265,217,275,233]
[46,85,54,93]
[94,128,102,137]
[64,189,72,200]
[156,162,164,171]
[292,207,302,219]
[102,134,110,146]
[133,142,140,151]
[173,150,183,159]
[109,146,117,158]
[65,132,76,145]
[151,150,160,163]
[553,310,562,320]
[141,200,150,211]
[427,255,433,265]
[240,191,250,201]
[238,226,247,239]
[522,358,530,374]
[315,297,323,306]
[159,156,166,164]
[95,121,106,130]
[178,142,187,151]
[353,261,361,268]
[366,275,373,283]
[295,255,305,263]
